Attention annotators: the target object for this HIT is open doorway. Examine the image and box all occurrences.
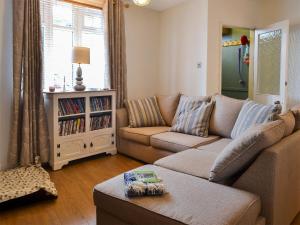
[221,27,252,100]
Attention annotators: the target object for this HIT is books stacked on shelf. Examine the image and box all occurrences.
[90,114,112,131]
[90,96,112,112]
[58,98,85,116]
[124,170,166,197]
[58,118,85,136]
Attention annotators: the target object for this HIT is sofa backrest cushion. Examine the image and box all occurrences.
[209,95,244,138]
[209,120,285,182]
[125,97,166,128]
[231,100,280,139]
[171,101,214,137]
[156,94,180,126]
[291,104,300,131]
[275,110,295,137]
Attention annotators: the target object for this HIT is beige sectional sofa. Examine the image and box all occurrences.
[94,95,300,225]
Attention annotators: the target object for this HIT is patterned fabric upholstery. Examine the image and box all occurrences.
[171,101,214,137]
[231,100,280,139]
[125,97,166,128]
[0,166,57,203]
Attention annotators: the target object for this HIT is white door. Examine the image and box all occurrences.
[254,20,289,111]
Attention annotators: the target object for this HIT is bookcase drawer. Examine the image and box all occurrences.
[57,139,85,160]
[89,134,114,152]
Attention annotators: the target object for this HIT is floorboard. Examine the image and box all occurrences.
[0,154,143,225]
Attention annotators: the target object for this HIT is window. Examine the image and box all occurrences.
[40,0,105,90]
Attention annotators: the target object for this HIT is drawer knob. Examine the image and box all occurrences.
[84,144,87,149]
[90,142,93,147]
[57,152,61,157]
[57,144,60,148]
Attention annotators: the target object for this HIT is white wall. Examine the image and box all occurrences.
[158,0,208,96]
[262,0,300,26]
[0,0,13,170]
[124,5,160,99]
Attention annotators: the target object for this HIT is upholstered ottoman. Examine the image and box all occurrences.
[93,165,265,225]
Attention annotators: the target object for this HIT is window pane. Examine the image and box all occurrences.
[44,28,73,89]
[257,29,282,95]
[53,3,72,27]
[84,15,102,29]
[80,32,105,89]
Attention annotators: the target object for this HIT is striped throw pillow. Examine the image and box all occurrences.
[171,101,214,137]
[125,97,166,128]
[231,100,280,139]
[172,95,211,126]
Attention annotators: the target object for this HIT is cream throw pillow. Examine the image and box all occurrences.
[210,120,285,182]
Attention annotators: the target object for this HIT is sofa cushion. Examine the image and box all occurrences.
[150,132,219,153]
[119,127,170,145]
[197,138,232,154]
[156,94,180,126]
[231,100,280,139]
[154,149,218,179]
[125,97,166,128]
[94,165,262,225]
[172,95,211,125]
[210,120,285,182]
[209,95,244,138]
[171,101,214,137]
[275,110,295,137]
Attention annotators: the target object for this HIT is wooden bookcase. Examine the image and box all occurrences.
[44,90,117,170]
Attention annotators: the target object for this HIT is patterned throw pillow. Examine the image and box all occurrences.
[172,95,211,126]
[171,101,214,137]
[125,97,166,128]
[231,100,281,139]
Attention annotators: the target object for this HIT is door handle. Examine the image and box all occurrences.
[90,142,93,147]
[84,144,87,149]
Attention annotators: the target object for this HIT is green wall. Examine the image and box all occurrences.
[222,28,250,100]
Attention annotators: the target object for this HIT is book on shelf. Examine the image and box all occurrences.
[90,114,112,131]
[124,170,166,197]
[90,96,112,112]
[58,98,85,116]
[59,118,85,136]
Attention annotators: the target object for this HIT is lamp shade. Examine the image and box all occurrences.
[72,47,90,64]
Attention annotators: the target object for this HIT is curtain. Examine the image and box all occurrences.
[104,0,127,108]
[9,0,50,168]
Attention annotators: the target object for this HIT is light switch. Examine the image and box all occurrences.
[197,62,202,69]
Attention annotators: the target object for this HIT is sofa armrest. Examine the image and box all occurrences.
[116,108,129,148]
[116,108,129,129]
[233,131,300,225]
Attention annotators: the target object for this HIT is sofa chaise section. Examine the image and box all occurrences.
[154,138,232,179]
[94,165,263,225]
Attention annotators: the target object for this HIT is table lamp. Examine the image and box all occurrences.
[72,46,90,91]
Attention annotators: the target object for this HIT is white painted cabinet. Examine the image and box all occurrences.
[44,90,117,170]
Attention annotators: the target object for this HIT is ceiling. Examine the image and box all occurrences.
[144,0,189,11]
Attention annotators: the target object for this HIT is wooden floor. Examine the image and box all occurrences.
[0,154,299,225]
[0,154,143,225]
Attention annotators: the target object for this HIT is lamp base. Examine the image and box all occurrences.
[74,64,86,91]
[74,84,86,91]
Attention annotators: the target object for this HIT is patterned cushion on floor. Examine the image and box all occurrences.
[0,166,57,203]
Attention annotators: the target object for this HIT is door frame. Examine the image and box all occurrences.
[219,24,255,99]
[253,20,289,111]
